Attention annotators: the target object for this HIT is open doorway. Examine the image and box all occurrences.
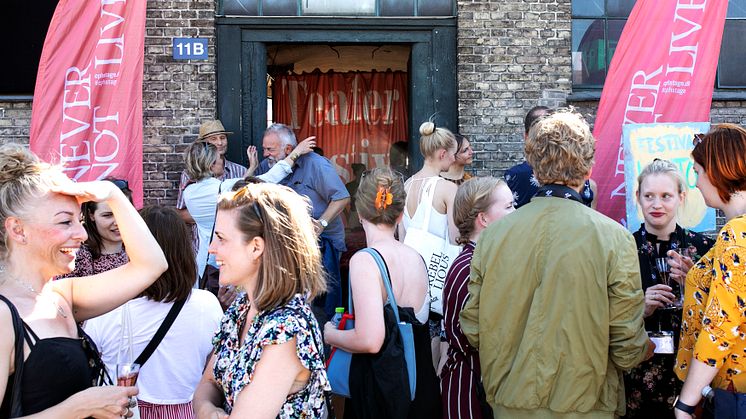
[265,44,411,281]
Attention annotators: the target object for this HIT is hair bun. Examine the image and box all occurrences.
[419,121,436,136]
[0,144,42,183]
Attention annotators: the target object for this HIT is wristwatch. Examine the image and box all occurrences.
[318,218,329,228]
[673,396,697,415]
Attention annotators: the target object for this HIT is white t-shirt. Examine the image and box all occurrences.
[184,161,293,280]
[84,290,223,404]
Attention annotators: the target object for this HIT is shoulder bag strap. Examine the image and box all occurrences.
[200,181,223,288]
[0,295,25,417]
[359,248,402,325]
[133,299,187,366]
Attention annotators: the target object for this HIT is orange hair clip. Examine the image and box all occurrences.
[375,186,393,211]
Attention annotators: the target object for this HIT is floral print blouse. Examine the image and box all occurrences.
[212,293,330,417]
[56,244,129,279]
[676,215,746,391]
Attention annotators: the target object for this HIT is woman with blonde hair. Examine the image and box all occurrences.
[400,121,459,369]
[673,124,746,419]
[441,177,514,418]
[622,159,711,418]
[324,167,441,418]
[193,183,330,418]
[0,144,167,417]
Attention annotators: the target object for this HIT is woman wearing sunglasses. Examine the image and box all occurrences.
[674,125,746,418]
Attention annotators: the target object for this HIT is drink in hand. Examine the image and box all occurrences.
[117,363,140,386]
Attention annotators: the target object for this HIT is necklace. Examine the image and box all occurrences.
[14,279,69,319]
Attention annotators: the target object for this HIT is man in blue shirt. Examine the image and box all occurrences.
[257,123,350,318]
[505,106,597,209]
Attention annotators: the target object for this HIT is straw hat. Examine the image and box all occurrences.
[197,120,233,140]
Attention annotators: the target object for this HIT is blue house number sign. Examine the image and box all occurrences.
[173,38,208,60]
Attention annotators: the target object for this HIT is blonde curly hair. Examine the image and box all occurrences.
[525,108,595,188]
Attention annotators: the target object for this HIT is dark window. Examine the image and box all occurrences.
[0,0,58,95]
[571,0,633,88]
[572,0,746,89]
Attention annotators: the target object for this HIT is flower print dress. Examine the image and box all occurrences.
[212,293,330,418]
[622,224,712,418]
[676,215,746,391]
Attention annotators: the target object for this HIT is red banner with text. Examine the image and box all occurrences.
[592,0,727,225]
[30,0,146,207]
[273,71,408,184]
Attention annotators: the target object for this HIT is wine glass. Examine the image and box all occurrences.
[655,257,680,309]
[116,363,140,387]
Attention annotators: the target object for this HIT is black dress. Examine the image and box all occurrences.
[622,224,712,418]
[0,295,96,417]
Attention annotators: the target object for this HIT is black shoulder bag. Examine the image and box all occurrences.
[0,294,25,417]
[133,299,186,367]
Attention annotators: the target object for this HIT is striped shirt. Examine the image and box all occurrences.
[441,242,488,419]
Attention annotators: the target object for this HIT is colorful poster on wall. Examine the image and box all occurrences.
[623,122,715,233]
[30,0,147,207]
[273,71,408,183]
[591,0,728,226]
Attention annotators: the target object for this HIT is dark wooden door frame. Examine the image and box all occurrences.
[215,17,457,170]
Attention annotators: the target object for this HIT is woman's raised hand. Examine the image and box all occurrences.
[667,249,695,285]
[50,180,121,206]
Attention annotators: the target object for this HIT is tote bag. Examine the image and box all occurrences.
[326,248,417,400]
[403,177,461,315]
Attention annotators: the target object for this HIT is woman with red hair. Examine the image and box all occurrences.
[674,124,746,418]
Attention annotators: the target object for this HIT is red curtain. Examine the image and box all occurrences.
[273,71,408,183]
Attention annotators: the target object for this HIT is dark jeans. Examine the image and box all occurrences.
[314,236,343,321]
[713,389,746,419]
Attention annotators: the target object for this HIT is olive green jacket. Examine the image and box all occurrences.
[461,196,650,418]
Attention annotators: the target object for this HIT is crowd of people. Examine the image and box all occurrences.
[0,107,745,419]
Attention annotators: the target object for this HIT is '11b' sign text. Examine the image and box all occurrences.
[173,38,208,60]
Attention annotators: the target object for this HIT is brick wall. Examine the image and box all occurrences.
[2,0,746,206]
[0,101,31,145]
[142,0,218,205]
[456,0,573,177]
[0,0,219,206]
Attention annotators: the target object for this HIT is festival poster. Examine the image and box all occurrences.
[591,0,728,225]
[623,122,715,232]
[30,0,147,207]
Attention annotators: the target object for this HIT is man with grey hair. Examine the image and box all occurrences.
[256,123,350,319]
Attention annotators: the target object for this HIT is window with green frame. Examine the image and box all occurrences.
[572,0,746,89]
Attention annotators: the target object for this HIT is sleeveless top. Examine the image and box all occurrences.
[0,295,94,416]
[403,177,449,239]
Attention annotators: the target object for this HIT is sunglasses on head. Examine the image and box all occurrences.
[692,133,705,148]
[108,178,129,190]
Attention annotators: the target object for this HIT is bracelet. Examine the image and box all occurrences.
[673,396,697,415]
[289,152,299,162]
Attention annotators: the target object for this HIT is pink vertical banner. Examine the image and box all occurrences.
[30,0,147,207]
[592,0,727,225]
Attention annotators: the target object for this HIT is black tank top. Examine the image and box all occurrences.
[1,297,93,416]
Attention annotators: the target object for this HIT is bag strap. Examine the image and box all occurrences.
[200,181,224,288]
[0,295,25,417]
[358,248,402,325]
[134,299,186,366]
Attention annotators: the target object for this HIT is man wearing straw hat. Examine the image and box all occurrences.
[175,120,247,223]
